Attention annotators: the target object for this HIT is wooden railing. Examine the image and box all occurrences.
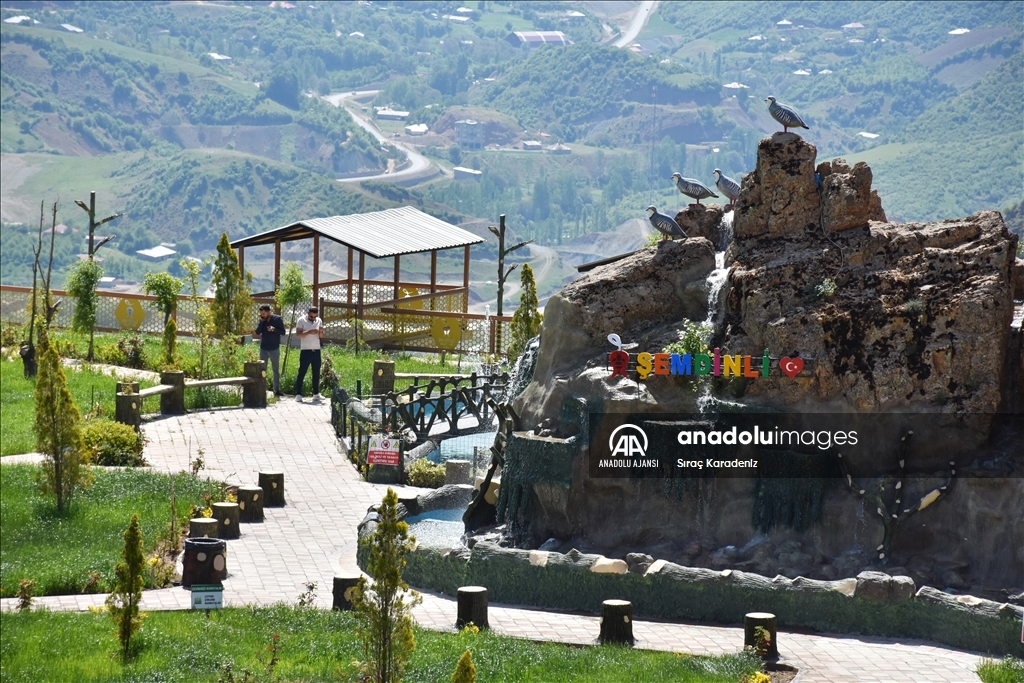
[379,372,508,440]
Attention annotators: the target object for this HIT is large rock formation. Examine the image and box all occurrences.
[506,132,1022,598]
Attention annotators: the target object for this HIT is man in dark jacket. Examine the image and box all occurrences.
[254,304,285,396]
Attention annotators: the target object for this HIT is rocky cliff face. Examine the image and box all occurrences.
[506,132,1022,597]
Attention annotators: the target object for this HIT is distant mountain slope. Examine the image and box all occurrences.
[848,53,1023,222]
[482,42,719,134]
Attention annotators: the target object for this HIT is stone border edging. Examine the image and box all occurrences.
[356,503,1024,656]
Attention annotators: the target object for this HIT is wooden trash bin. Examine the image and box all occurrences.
[212,502,240,540]
[456,586,489,630]
[238,486,264,522]
[599,599,634,645]
[181,537,227,588]
[333,574,361,611]
[189,517,218,539]
[259,472,285,507]
[744,612,779,658]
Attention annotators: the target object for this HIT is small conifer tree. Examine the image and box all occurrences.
[107,513,146,661]
[507,263,542,362]
[451,650,477,683]
[162,317,179,370]
[353,488,421,683]
[35,323,91,512]
[275,262,311,378]
[210,232,253,337]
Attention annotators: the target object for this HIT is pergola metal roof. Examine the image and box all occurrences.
[230,206,483,258]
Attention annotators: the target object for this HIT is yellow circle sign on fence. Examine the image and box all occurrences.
[430,316,461,350]
[115,298,146,330]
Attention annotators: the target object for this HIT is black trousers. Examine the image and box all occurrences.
[295,349,321,396]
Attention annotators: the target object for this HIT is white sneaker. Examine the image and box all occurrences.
[295,395,303,403]
[312,394,323,403]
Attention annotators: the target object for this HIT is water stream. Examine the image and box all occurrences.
[696,211,734,415]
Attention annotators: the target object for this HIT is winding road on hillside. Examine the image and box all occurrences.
[612,0,660,48]
[322,91,437,185]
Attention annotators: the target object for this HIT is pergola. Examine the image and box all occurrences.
[230,207,488,351]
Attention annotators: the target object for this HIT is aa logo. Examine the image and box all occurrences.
[608,424,648,458]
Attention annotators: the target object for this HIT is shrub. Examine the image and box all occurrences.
[978,657,1024,683]
[82,419,146,467]
[16,579,35,612]
[117,332,146,369]
[353,488,420,683]
[107,513,146,661]
[452,649,476,683]
[407,458,445,488]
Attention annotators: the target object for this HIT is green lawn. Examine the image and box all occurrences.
[0,465,209,598]
[0,606,761,682]
[0,357,155,457]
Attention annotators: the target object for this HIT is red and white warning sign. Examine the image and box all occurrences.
[367,435,400,466]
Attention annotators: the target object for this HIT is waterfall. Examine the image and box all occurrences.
[703,210,733,329]
[501,335,541,403]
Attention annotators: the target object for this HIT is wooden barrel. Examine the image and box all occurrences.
[259,472,285,507]
[238,486,264,522]
[189,517,218,538]
[212,502,240,539]
[181,538,227,588]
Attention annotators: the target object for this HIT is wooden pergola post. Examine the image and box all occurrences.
[430,250,437,310]
[393,255,400,300]
[312,234,320,307]
[274,238,281,292]
[462,244,471,312]
[347,247,354,305]
[237,246,244,278]
[357,250,365,316]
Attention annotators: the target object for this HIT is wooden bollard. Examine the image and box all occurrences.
[115,392,141,431]
[333,574,361,611]
[599,599,634,645]
[242,360,267,409]
[237,486,264,522]
[744,612,779,659]
[456,586,489,630]
[160,370,186,415]
[212,502,240,540]
[445,459,472,486]
[189,517,218,538]
[259,472,285,507]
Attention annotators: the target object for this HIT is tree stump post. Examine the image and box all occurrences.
[456,586,489,630]
[333,574,361,611]
[189,517,218,538]
[599,599,634,645]
[259,472,285,507]
[117,381,140,394]
[160,370,186,415]
[242,360,267,408]
[237,485,264,522]
[744,612,779,659]
[212,502,240,539]
[115,392,141,431]
[372,359,395,396]
[445,459,472,486]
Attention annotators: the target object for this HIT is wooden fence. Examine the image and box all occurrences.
[1,283,513,356]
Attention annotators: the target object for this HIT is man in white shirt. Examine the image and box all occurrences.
[293,306,325,402]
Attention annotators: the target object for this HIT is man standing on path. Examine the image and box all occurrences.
[294,306,324,402]
[254,304,285,397]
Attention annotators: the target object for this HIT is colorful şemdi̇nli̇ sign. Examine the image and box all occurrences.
[608,347,805,380]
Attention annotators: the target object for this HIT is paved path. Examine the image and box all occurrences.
[1,400,989,682]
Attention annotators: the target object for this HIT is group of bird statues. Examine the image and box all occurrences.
[646,96,809,242]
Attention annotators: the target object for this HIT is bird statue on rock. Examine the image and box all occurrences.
[765,95,809,134]
[671,172,718,205]
[646,205,686,242]
[712,169,741,207]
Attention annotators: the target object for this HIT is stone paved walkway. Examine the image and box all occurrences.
[1,400,991,682]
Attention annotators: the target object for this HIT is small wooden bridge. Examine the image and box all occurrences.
[380,371,508,440]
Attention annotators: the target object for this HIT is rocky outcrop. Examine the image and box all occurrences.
[673,204,730,250]
[506,131,1022,598]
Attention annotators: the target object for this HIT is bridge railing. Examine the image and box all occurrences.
[380,372,508,439]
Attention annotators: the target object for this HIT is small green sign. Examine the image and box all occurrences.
[191,584,223,610]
